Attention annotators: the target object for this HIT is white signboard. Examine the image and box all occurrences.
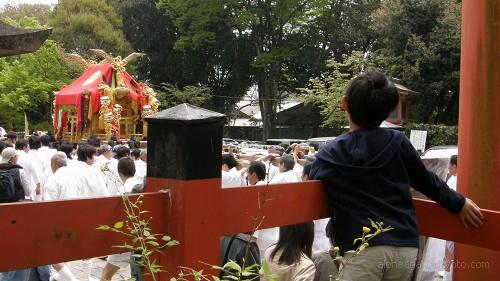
[410,130,427,153]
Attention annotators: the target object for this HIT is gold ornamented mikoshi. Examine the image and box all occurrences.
[99,96,112,139]
[142,105,152,138]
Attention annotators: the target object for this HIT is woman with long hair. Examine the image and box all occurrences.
[263,222,316,280]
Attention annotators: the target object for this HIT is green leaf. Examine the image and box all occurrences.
[166,240,180,247]
[96,225,111,231]
[223,261,241,272]
[147,241,160,247]
[261,261,270,274]
[114,221,124,229]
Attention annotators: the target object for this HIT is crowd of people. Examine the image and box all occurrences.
[0,133,147,281]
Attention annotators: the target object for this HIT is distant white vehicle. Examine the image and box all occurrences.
[421,145,458,159]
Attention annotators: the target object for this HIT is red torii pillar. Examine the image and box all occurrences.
[456,0,500,280]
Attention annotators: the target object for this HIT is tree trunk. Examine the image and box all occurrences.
[258,67,278,141]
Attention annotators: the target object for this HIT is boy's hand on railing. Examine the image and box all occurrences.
[459,198,484,228]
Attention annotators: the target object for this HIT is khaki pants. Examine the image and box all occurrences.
[340,246,418,281]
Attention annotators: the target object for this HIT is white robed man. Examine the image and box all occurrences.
[101,157,143,281]
[134,149,147,184]
[14,139,42,200]
[73,144,109,197]
[443,155,458,281]
[43,152,80,281]
[38,135,57,173]
[256,154,298,256]
[221,154,244,188]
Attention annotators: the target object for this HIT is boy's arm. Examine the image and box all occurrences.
[401,139,464,213]
[402,139,483,227]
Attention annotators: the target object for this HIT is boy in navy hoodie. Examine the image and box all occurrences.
[310,71,483,281]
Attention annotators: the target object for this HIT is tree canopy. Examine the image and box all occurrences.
[49,0,132,57]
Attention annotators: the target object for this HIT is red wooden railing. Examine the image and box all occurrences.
[0,181,499,279]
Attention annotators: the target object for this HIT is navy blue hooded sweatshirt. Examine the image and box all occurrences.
[310,128,465,254]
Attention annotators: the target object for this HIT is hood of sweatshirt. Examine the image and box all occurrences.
[316,128,405,176]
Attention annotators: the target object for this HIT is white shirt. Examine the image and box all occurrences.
[95,156,121,195]
[269,170,299,184]
[72,161,110,197]
[221,167,243,188]
[120,177,142,194]
[30,149,47,185]
[447,175,457,191]
[293,163,304,181]
[134,160,147,184]
[263,161,280,182]
[16,150,41,198]
[43,166,79,200]
[38,146,57,174]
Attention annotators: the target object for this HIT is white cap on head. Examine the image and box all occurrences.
[1,147,18,164]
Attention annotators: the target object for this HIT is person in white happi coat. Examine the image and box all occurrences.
[134,149,147,184]
[257,155,298,256]
[95,144,121,195]
[43,152,80,281]
[221,154,244,188]
[443,155,458,281]
[246,161,267,186]
[72,144,109,197]
[28,135,47,187]
[268,154,299,184]
[38,135,57,173]
[15,139,42,199]
[101,157,142,281]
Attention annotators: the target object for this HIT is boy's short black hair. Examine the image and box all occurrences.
[221,154,237,169]
[450,155,458,166]
[248,161,266,181]
[118,157,136,178]
[345,71,399,129]
[77,144,96,162]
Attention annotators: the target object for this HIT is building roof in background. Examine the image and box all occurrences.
[0,22,52,57]
[394,82,419,95]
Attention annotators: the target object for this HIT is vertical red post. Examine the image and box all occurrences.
[145,104,226,280]
[456,0,500,279]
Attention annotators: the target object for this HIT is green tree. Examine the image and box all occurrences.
[49,0,132,57]
[108,0,184,86]
[300,51,368,129]
[0,18,82,131]
[370,0,461,124]
[0,3,52,26]
[159,0,329,140]
[155,83,212,109]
